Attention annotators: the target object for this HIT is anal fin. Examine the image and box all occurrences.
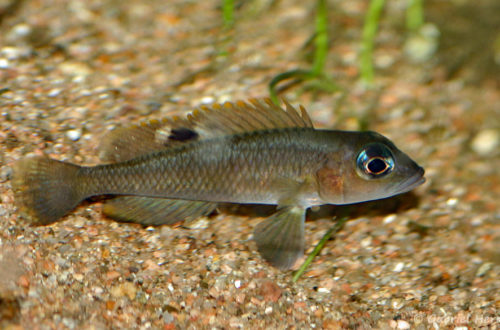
[102,196,216,226]
[253,206,306,270]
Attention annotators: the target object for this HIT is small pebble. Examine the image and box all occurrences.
[259,280,282,302]
[434,285,448,295]
[471,129,499,156]
[360,236,372,248]
[62,317,77,329]
[200,96,215,104]
[66,129,82,141]
[475,262,493,277]
[59,62,91,77]
[93,287,104,295]
[11,23,32,37]
[404,23,440,63]
[73,273,84,282]
[0,58,9,69]
[393,262,405,272]
[396,320,410,329]
[446,198,458,207]
[110,282,137,300]
[391,298,405,310]
[185,217,210,229]
[317,287,330,294]
[48,88,62,97]
[163,312,174,323]
[375,54,396,69]
[1,46,23,60]
[383,214,397,224]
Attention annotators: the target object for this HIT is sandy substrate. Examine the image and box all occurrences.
[0,0,498,328]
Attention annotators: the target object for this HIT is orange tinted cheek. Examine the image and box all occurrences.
[316,166,344,202]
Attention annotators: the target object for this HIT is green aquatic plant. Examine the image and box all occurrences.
[222,0,234,29]
[360,0,427,85]
[359,0,386,85]
[406,0,424,32]
[269,0,337,104]
[292,215,349,282]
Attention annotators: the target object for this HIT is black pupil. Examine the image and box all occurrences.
[367,158,387,174]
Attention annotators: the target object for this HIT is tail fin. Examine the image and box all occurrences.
[11,156,84,225]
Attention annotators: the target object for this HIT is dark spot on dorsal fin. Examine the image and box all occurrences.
[168,128,198,142]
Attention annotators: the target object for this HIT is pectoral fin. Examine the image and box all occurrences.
[253,206,305,270]
[102,196,216,226]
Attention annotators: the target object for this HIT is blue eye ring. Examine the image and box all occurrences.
[356,143,395,179]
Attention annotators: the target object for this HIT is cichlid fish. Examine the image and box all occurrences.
[11,99,425,269]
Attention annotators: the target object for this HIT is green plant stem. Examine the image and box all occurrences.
[292,216,349,282]
[406,0,424,32]
[312,0,328,76]
[269,69,313,104]
[223,0,234,29]
[360,0,386,85]
[269,0,335,103]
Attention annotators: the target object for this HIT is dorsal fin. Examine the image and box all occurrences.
[189,98,313,138]
[98,116,196,162]
[99,98,314,162]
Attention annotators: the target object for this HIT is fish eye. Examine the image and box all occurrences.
[356,143,394,179]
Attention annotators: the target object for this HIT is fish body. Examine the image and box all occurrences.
[79,127,326,206]
[12,99,425,269]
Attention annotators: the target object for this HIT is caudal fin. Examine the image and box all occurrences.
[11,156,84,225]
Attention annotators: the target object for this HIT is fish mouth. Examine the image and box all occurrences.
[394,166,425,195]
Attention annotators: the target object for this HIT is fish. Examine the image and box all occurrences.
[11,98,425,269]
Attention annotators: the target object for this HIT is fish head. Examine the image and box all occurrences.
[317,131,425,205]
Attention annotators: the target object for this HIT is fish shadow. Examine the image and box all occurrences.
[218,191,422,222]
[87,191,421,226]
